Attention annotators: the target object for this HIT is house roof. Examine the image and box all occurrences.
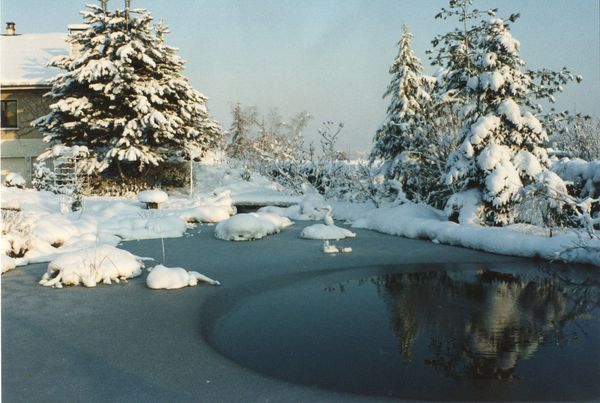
[0,33,68,88]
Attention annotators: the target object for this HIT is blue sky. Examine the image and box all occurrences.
[2,0,598,152]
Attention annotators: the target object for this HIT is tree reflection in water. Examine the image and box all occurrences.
[329,265,600,381]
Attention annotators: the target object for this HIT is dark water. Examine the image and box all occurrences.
[202,263,600,401]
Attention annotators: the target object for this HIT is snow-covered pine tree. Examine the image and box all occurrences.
[429,0,498,109]
[443,17,572,226]
[370,24,433,202]
[34,2,221,181]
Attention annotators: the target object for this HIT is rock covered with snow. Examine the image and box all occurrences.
[301,223,356,240]
[3,172,26,189]
[138,190,168,204]
[214,212,293,241]
[39,245,144,288]
[146,264,220,289]
[300,210,356,240]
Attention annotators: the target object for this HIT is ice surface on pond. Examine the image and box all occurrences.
[214,212,293,241]
[146,264,220,289]
[39,245,144,288]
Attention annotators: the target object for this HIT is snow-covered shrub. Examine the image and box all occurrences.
[32,161,56,192]
[4,172,26,189]
[1,209,31,258]
[39,245,144,288]
[550,158,600,199]
[549,117,600,162]
[517,171,576,236]
[146,265,220,290]
[214,212,292,241]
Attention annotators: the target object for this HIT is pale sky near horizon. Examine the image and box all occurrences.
[2,0,599,153]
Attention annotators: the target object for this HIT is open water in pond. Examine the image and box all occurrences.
[202,262,600,400]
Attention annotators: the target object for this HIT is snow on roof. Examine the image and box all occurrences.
[0,33,68,87]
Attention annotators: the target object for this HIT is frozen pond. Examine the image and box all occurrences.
[203,262,600,400]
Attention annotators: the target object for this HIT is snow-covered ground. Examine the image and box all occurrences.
[2,160,599,288]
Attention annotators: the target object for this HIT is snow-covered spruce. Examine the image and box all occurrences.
[146,264,220,290]
[443,18,571,226]
[370,23,435,204]
[214,212,293,241]
[33,3,222,176]
[39,245,144,288]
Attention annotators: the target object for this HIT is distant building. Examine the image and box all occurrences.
[0,23,83,184]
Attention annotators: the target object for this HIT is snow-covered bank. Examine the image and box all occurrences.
[352,203,600,266]
[1,187,235,267]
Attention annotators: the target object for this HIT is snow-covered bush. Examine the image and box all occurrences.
[34,2,222,184]
[1,209,30,258]
[3,173,26,189]
[550,158,600,199]
[32,161,56,192]
[39,245,144,288]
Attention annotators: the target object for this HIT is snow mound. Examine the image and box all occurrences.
[444,189,484,225]
[146,264,220,289]
[4,172,26,188]
[101,215,187,240]
[259,193,331,221]
[39,245,144,288]
[177,191,235,223]
[138,189,168,204]
[1,254,16,273]
[214,212,293,241]
[301,223,356,240]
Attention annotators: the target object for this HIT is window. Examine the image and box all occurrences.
[1,100,18,128]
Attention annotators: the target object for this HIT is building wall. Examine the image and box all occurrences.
[0,87,51,184]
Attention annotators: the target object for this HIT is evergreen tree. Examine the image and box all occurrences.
[35,2,221,180]
[370,24,432,202]
[443,17,570,225]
